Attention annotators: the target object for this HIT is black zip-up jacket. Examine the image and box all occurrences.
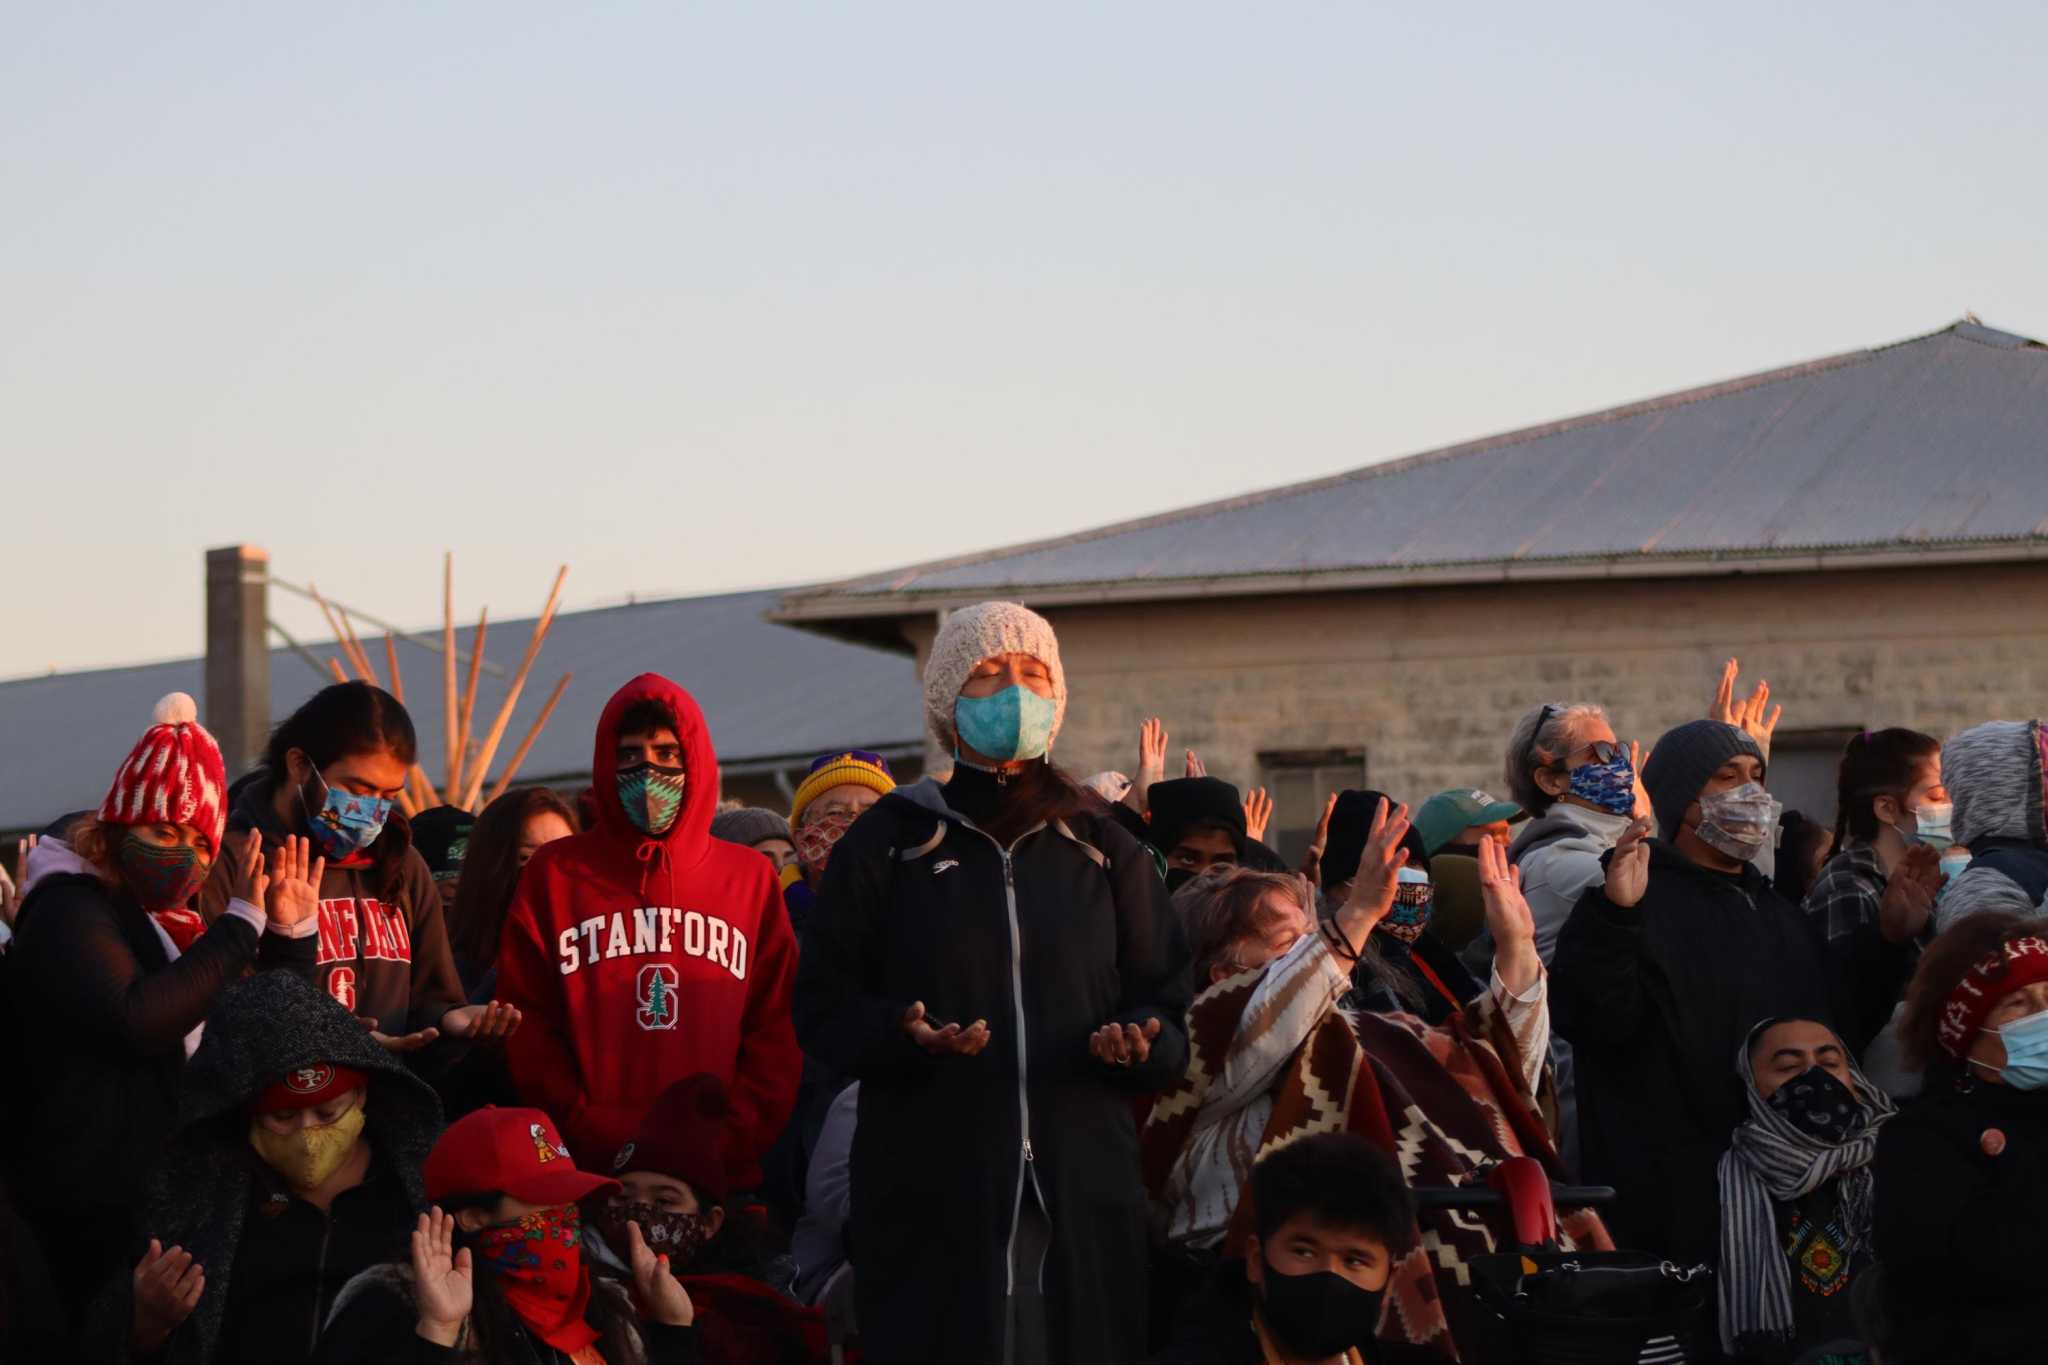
[1551,840,1829,1264]
[792,774,1191,1365]
[79,970,444,1365]
[6,871,268,1309]
[1874,1069,2048,1364]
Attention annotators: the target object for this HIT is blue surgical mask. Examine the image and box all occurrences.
[1982,1009,2048,1090]
[299,768,392,860]
[1912,802,1955,848]
[1567,746,1635,817]
[1940,852,1972,888]
[954,686,1057,762]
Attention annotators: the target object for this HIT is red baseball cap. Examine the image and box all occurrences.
[423,1107,621,1207]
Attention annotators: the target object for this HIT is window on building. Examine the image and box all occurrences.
[1764,727,1859,838]
[1259,748,1368,867]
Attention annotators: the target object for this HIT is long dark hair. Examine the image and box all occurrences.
[943,757,1088,847]
[266,681,419,897]
[450,787,580,977]
[440,1193,644,1362]
[1833,728,1941,850]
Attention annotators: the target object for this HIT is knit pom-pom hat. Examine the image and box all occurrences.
[787,750,897,828]
[99,692,229,854]
[922,602,1067,753]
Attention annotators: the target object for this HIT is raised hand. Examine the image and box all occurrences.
[1336,798,1411,946]
[626,1219,695,1327]
[1604,817,1654,909]
[132,1239,204,1353]
[1242,788,1274,843]
[1629,740,1652,821]
[4,834,39,928]
[903,1001,991,1057]
[1478,836,1541,993]
[1129,717,1170,813]
[227,830,268,909]
[441,1000,522,1044]
[1089,1017,1163,1068]
[411,1208,473,1347]
[265,834,326,930]
[1879,844,1943,944]
[1709,657,1781,758]
[1299,792,1339,881]
[1184,749,1207,779]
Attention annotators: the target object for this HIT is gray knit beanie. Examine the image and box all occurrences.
[922,601,1068,752]
[1643,719,1766,841]
[711,807,794,849]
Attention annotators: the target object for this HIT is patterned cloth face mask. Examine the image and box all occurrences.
[795,810,856,884]
[117,832,210,915]
[1379,866,1435,944]
[1765,1067,1861,1145]
[1566,742,1636,817]
[299,769,393,861]
[1695,782,1780,861]
[593,1199,710,1271]
[617,762,688,837]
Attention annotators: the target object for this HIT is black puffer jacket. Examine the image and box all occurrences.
[792,773,1191,1365]
[82,970,444,1365]
[6,869,268,1309]
[1874,1069,2048,1364]
[1552,840,1830,1263]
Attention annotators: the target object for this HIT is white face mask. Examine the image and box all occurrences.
[1910,801,1954,847]
[1694,781,1780,861]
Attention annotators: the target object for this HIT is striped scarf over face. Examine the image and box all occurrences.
[1716,1019,1897,1356]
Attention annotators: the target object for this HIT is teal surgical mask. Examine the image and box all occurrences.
[1940,852,1972,888]
[954,686,1057,762]
[1978,1009,2048,1090]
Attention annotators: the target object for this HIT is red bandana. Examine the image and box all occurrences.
[473,1204,599,1356]
[1939,935,2048,1058]
[153,907,207,954]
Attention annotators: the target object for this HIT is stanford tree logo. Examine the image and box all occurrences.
[637,964,680,1031]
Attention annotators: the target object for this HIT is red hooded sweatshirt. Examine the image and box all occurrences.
[496,674,800,1186]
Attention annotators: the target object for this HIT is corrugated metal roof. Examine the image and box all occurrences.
[779,320,2048,621]
[0,589,920,832]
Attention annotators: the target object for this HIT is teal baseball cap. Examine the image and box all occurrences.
[1414,788,1525,856]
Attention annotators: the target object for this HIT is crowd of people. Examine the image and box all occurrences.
[1,600,2044,1364]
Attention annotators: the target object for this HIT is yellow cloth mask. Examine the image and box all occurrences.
[248,1101,367,1192]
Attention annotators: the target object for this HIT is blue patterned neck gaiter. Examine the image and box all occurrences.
[617,762,688,836]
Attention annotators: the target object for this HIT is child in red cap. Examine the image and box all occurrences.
[585,1076,827,1365]
[9,693,325,1317]
[314,1107,700,1364]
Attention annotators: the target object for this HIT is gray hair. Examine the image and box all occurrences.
[1174,868,1313,983]
[1504,701,1612,814]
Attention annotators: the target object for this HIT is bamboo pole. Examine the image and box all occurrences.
[326,657,350,684]
[442,553,459,796]
[396,788,419,818]
[410,765,443,810]
[486,672,572,805]
[308,585,350,665]
[384,635,405,703]
[452,608,489,802]
[461,566,568,810]
[336,608,378,686]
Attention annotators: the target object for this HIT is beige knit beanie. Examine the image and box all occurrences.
[923,601,1068,753]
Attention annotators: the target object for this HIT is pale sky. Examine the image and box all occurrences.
[4,3,2043,678]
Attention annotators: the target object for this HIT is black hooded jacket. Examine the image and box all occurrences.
[1551,839,1829,1263]
[792,771,1191,1365]
[5,868,271,1309]
[82,971,444,1365]
[1874,1069,2048,1364]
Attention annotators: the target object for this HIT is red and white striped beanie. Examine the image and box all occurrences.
[98,692,228,854]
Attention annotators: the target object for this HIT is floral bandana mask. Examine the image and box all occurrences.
[592,1199,710,1272]
[473,1204,598,1355]
[1379,866,1435,945]
[796,810,856,886]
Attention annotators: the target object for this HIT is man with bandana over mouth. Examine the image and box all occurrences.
[496,674,801,1192]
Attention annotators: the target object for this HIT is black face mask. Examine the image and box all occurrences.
[1258,1259,1386,1360]
[1165,866,1198,894]
[1766,1066,1860,1145]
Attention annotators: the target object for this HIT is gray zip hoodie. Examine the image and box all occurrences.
[1935,720,2048,931]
